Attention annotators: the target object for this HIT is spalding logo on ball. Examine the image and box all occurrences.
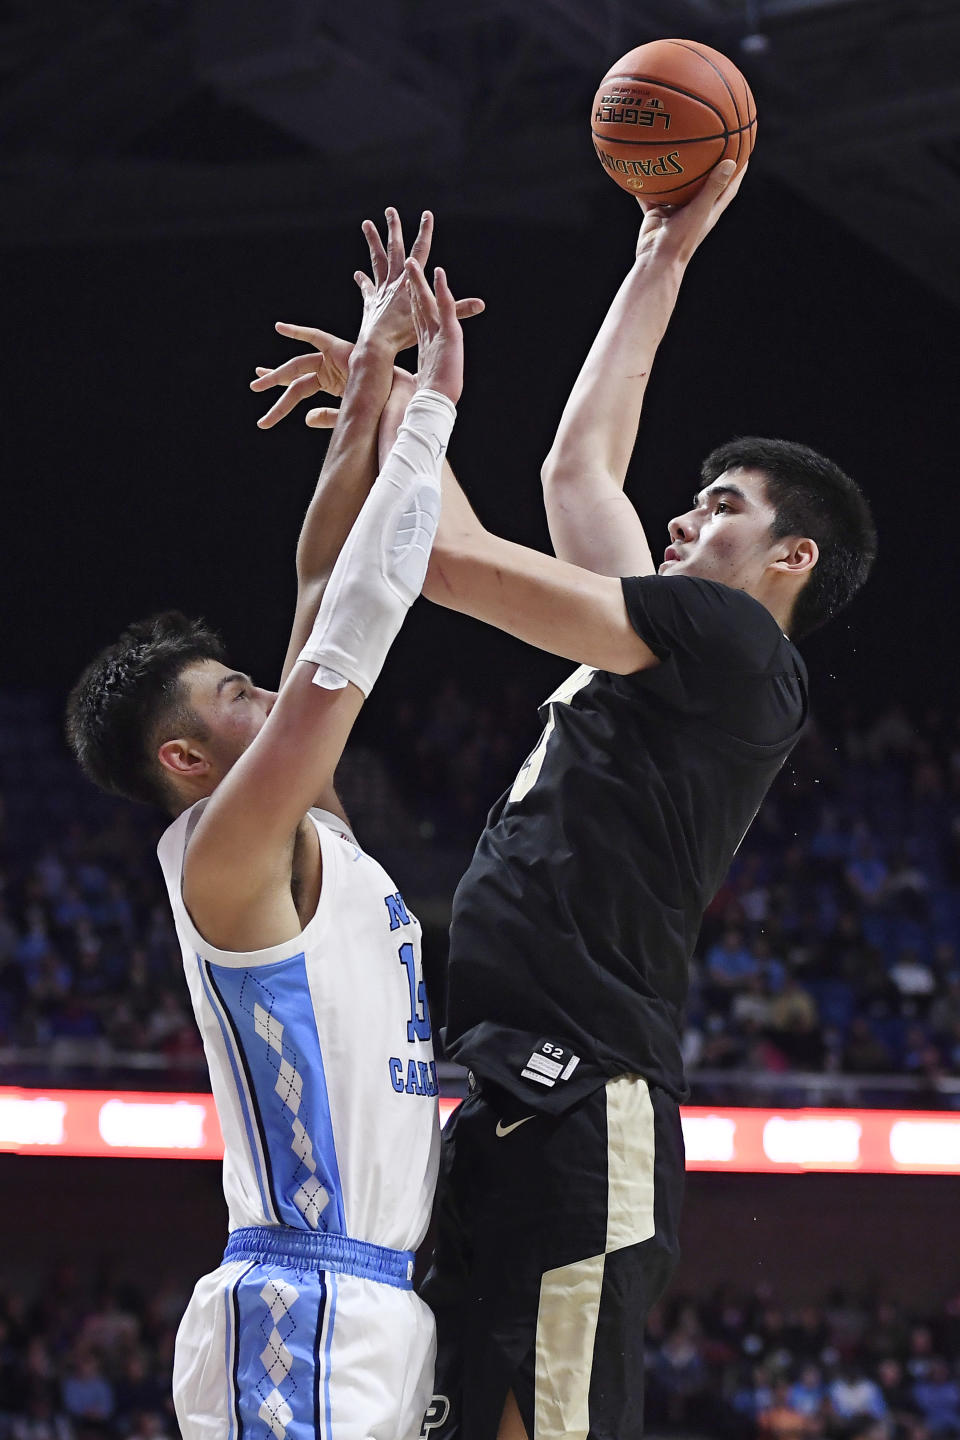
[591,38,757,205]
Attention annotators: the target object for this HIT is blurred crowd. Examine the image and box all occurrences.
[1,686,960,1095]
[3,1265,960,1440]
[0,1269,183,1440]
[0,694,198,1076]
[646,1281,960,1439]
[682,700,960,1101]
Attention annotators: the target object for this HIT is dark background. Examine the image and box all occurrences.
[4,1155,956,1311]
[3,0,959,731]
[3,168,957,732]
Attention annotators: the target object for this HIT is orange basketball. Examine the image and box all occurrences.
[590,38,757,205]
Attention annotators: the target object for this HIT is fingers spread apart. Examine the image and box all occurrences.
[255,370,324,428]
[250,351,333,392]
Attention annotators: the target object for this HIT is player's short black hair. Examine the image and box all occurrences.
[66,611,227,811]
[700,437,876,639]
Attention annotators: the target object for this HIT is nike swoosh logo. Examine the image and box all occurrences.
[495,1116,535,1138]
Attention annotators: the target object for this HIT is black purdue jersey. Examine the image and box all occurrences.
[443,575,808,1112]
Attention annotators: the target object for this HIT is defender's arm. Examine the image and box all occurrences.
[269,210,429,687]
[249,213,483,688]
[184,266,462,950]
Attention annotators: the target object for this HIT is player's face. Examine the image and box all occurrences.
[180,660,277,776]
[659,468,782,590]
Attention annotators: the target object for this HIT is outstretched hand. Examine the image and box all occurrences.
[635,158,747,265]
[251,325,353,430]
[406,260,464,405]
[250,208,483,429]
[355,206,435,351]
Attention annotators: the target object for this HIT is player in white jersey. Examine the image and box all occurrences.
[157,801,439,1440]
[66,213,481,1440]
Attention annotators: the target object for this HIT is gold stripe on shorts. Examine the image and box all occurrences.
[533,1077,656,1440]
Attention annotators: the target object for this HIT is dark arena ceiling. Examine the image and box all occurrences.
[2,0,959,304]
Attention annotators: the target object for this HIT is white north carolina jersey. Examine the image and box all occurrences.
[157,801,440,1253]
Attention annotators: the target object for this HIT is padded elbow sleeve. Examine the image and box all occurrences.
[297,388,456,697]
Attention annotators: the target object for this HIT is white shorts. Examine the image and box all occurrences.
[173,1243,436,1440]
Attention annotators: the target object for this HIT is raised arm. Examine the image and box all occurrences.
[250,216,483,687]
[184,264,464,950]
[250,209,440,687]
[540,159,745,578]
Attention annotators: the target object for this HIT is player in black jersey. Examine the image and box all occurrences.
[416,165,874,1440]
[250,164,876,1440]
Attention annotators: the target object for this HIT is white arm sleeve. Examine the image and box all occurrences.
[297,388,456,697]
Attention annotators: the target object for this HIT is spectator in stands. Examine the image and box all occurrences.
[60,1351,114,1432]
[758,1378,823,1437]
[929,973,960,1040]
[810,806,851,866]
[890,951,937,1011]
[906,1326,937,1383]
[730,1364,777,1430]
[27,951,73,1042]
[731,972,774,1030]
[902,1025,939,1076]
[876,1357,923,1436]
[15,908,55,972]
[652,1317,708,1429]
[10,1392,75,1440]
[737,853,773,925]
[912,1358,960,1437]
[845,834,889,909]
[827,1361,888,1429]
[142,992,192,1052]
[768,977,823,1067]
[788,1363,828,1421]
[843,1017,893,1075]
[706,926,758,993]
[69,950,111,1035]
[825,1287,870,1353]
[92,878,134,940]
[78,1292,139,1358]
[885,849,931,922]
[112,1355,167,1437]
[23,1339,57,1397]
[698,1010,748,1069]
[831,912,875,984]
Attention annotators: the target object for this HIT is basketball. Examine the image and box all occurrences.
[590,38,757,205]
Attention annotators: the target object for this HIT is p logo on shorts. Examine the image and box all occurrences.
[420,1395,451,1438]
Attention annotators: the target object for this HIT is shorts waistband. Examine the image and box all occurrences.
[223,1226,415,1289]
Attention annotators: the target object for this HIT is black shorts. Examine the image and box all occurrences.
[419,1074,685,1440]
